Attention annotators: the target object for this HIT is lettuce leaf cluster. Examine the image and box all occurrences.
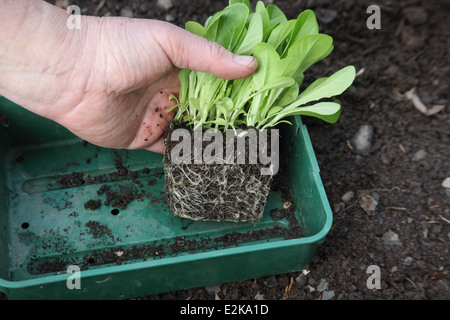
[170,0,356,131]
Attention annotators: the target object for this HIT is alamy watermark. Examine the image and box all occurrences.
[170,128,279,176]
[366,265,381,289]
[66,265,81,290]
[367,5,381,30]
[66,4,381,31]
[66,5,81,30]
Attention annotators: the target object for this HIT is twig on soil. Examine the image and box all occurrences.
[346,139,354,151]
[439,215,450,225]
[94,0,106,16]
[406,278,417,289]
[285,277,294,293]
[387,206,407,211]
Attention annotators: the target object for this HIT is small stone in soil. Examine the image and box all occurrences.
[442,177,450,189]
[317,278,329,292]
[255,292,264,300]
[321,290,335,300]
[382,230,402,246]
[342,191,355,203]
[316,8,338,24]
[351,125,373,154]
[205,284,221,294]
[120,6,133,18]
[295,274,307,286]
[412,149,427,162]
[157,0,173,11]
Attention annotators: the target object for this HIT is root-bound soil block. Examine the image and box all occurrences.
[164,122,279,223]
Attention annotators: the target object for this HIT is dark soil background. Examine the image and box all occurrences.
[43,0,448,300]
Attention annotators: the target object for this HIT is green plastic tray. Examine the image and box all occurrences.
[0,96,332,300]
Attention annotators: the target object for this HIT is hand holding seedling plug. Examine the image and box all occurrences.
[0,0,258,153]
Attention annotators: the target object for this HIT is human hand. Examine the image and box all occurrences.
[0,1,258,153]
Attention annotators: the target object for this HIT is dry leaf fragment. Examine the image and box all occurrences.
[359,193,378,215]
[405,88,445,116]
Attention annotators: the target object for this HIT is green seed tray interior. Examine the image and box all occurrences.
[0,97,332,299]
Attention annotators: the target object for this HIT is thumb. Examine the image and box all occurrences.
[152,21,258,80]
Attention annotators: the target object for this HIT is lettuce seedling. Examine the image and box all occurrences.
[169,0,356,131]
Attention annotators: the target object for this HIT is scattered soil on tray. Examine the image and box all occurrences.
[78,224,289,270]
[31,168,302,275]
[84,199,101,210]
[85,220,114,240]
[56,151,155,210]
[31,225,294,275]
[57,152,140,189]
[102,185,148,209]
[57,172,85,188]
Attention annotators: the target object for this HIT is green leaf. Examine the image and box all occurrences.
[273,57,299,79]
[229,0,251,11]
[267,105,283,116]
[189,98,201,112]
[177,69,190,105]
[178,5,355,132]
[266,20,296,54]
[266,4,287,26]
[167,94,180,114]
[282,9,319,57]
[267,119,292,127]
[236,12,263,55]
[214,3,249,51]
[266,102,341,128]
[294,65,356,106]
[246,77,295,126]
[295,72,305,86]
[289,102,341,123]
[275,82,299,106]
[252,42,281,86]
[255,1,270,32]
[205,9,227,32]
[261,21,280,43]
[285,34,334,76]
[215,97,234,118]
[260,77,295,91]
[260,4,287,42]
[185,21,207,38]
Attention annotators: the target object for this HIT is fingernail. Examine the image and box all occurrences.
[233,55,258,69]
